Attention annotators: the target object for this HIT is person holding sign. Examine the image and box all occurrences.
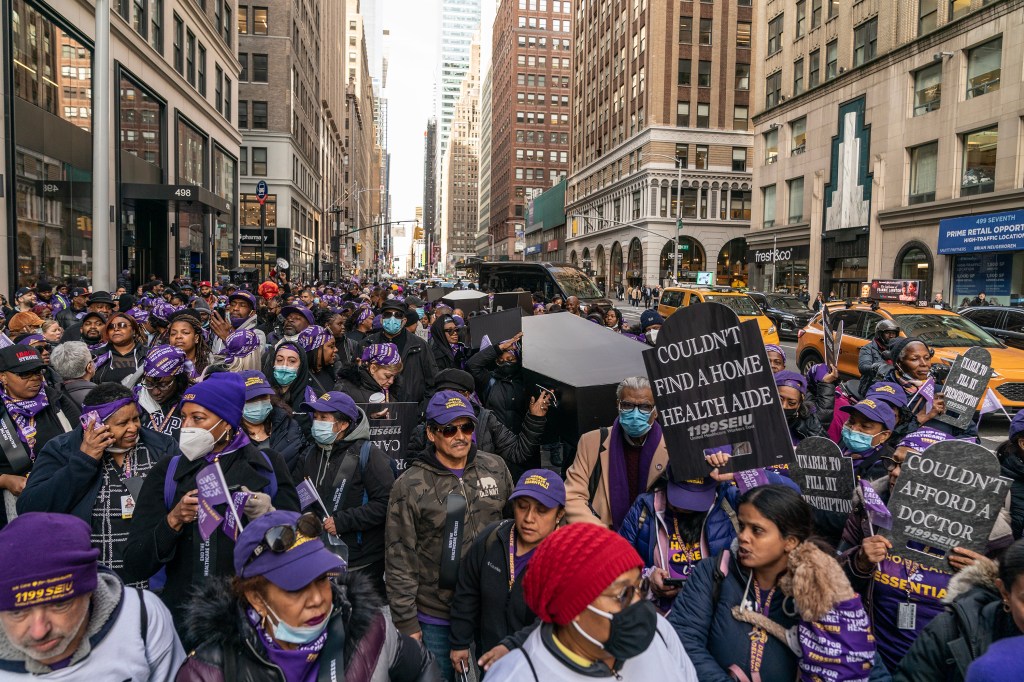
[385,391,512,680]
[837,429,989,671]
[17,383,176,588]
[176,510,439,682]
[775,369,839,445]
[564,377,669,530]
[997,412,1024,541]
[839,399,897,478]
[298,391,395,597]
[122,372,299,635]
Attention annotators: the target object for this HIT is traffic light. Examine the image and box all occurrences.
[414,226,424,240]
[356,243,362,254]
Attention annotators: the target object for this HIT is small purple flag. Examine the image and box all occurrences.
[196,463,230,507]
[197,497,225,541]
[0,333,12,349]
[979,388,1006,418]
[735,468,770,494]
[296,478,318,511]
[916,377,936,412]
[223,491,253,540]
[859,478,892,530]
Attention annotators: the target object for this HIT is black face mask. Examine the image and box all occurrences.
[574,599,658,662]
[784,407,800,422]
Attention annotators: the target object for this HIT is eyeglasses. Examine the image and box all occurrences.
[244,513,323,567]
[109,322,132,330]
[433,422,476,438]
[141,377,176,389]
[14,369,43,379]
[618,400,655,415]
[381,311,405,320]
[444,327,458,335]
[600,578,649,610]
[880,456,907,473]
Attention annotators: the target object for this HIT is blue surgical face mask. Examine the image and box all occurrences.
[273,366,298,386]
[262,600,328,645]
[381,317,403,336]
[619,408,653,439]
[312,420,340,446]
[243,400,272,424]
[842,425,876,453]
[416,308,425,320]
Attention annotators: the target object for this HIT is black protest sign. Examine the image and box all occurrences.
[493,291,533,315]
[936,347,992,429]
[643,302,794,480]
[821,307,844,368]
[441,291,488,314]
[426,287,448,303]
[357,402,420,475]
[883,440,1010,571]
[469,306,522,349]
[790,437,855,514]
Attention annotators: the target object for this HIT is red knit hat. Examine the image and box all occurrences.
[523,523,643,625]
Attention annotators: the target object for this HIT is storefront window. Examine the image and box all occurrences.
[897,246,932,300]
[176,116,207,185]
[212,146,236,280]
[717,238,748,287]
[12,0,94,288]
[119,75,163,167]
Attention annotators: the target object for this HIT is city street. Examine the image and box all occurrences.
[620,302,1013,447]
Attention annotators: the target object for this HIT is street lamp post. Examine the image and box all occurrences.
[642,152,685,284]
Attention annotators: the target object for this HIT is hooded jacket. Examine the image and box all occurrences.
[896,559,1022,682]
[998,445,1024,541]
[299,409,396,568]
[427,315,466,371]
[176,573,440,682]
[465,345,525,432]
[384,444,513,635]
[335,363,401,404]
[263,405,307,477]
[361,327,437,407]
[0,570,184,679]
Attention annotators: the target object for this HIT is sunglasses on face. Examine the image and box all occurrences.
[141,377,176,389]
[444,327,458,335]
[433,422,475,438]
[109,322,132,330]
[14,369,43,379]
[244,513,323,567]
[381,311,405,320]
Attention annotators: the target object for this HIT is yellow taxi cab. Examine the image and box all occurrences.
[796,301,1024,409]
[657,286,780,344]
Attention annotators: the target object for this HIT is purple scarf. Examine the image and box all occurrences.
[606,418,663,530]
[0,388,49,458]
[247,608,326,682]
[203,429,252,464]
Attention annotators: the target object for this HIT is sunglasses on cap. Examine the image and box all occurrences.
[244,513,323,567]
[432,422,476,438]
[381,311,405,320]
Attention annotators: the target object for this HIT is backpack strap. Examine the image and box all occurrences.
[519,646,540,682]
[257,450,278,500]
[355,441,372,546]
[586,427,609,514]
[136,587,148,646]
[481,377,497,405]
[163,455,181,511]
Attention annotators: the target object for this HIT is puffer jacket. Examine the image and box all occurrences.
[858,340,893,395]
[263,405,307,477]
[465,345,526,432]
[896,559,1022,682]
[175,573,441,682]
[407,404,545,482]
[998,444,1024,541]
[299,409,395,568]
[384,444,513,635]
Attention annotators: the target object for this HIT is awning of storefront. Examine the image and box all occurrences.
[744,225,811,250]
[121,183,231,214]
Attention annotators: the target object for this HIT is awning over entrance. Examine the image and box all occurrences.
[121,183,231,214]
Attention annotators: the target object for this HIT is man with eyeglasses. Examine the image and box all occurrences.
[564,376,669,530]
[386,390,513,680]
[362,300,438,408]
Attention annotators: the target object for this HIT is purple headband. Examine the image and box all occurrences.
[297,325,331,351]
[126,308,150,324]
[223,329,261,360]
[765,344,787,363]
[87,397,136,423]
[774,370,807,393]
[355,307,373,324]
[361,342,401,367]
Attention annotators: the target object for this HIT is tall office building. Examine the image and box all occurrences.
[487,0,574,259]
[748,0,1024,303]
[437,0,483,162]
[564,0,755,291]
[439,40,481,271]
[476,68,494,258]
[422,118,439,272]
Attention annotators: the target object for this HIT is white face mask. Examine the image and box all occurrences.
[178,419,224,461]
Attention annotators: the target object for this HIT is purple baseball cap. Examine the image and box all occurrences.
[223,329,261,360]
[302,390,359,422]
[897,427,952,453]
[774,370,807,393]
[297,325,331,351]
[866,382,909,410]
[238,370,276,401]
[667,478,719,512]
[361,342,401,366]
[281,305,315,326]
[841,398,896,431]
[509,469,566,509]
[228,290,258,310]
[426,390,477,425]
[234,511,345,589]
[143,345,188,377]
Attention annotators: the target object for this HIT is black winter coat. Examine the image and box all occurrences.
[427,315,466,371]
[361,328,437,407]
[449,519,538,654]
[121,442,300,632]
[299,415,395,568]
[251,406,307,478]
[335,364,398,404]
[465,345,526,432]
[999,445,1024,541]
[176,573,440,682]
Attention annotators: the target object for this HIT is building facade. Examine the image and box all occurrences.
[565,0,754,292]
[437,0,482,164]
[2,0,241,292]
[439,38,480,273]
[487,0,574,261]
[749,0,1024,303]
[319,0,348,282]
[422,117,438,272]
[476,67,493,258]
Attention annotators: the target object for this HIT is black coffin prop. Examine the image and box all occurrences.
[469,307,523,350]
[493,292,533,316]
[441,289,488,314]
[425,287,448,303]
[522,313,648,446]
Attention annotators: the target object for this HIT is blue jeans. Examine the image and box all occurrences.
[420,621,454,681]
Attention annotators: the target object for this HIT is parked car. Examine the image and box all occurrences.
[658,286,780,344]
[961,306,1024,351]
[748,292,814,340]
[797,301,1024,409]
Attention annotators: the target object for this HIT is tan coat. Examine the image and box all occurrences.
[564,427,669,527]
